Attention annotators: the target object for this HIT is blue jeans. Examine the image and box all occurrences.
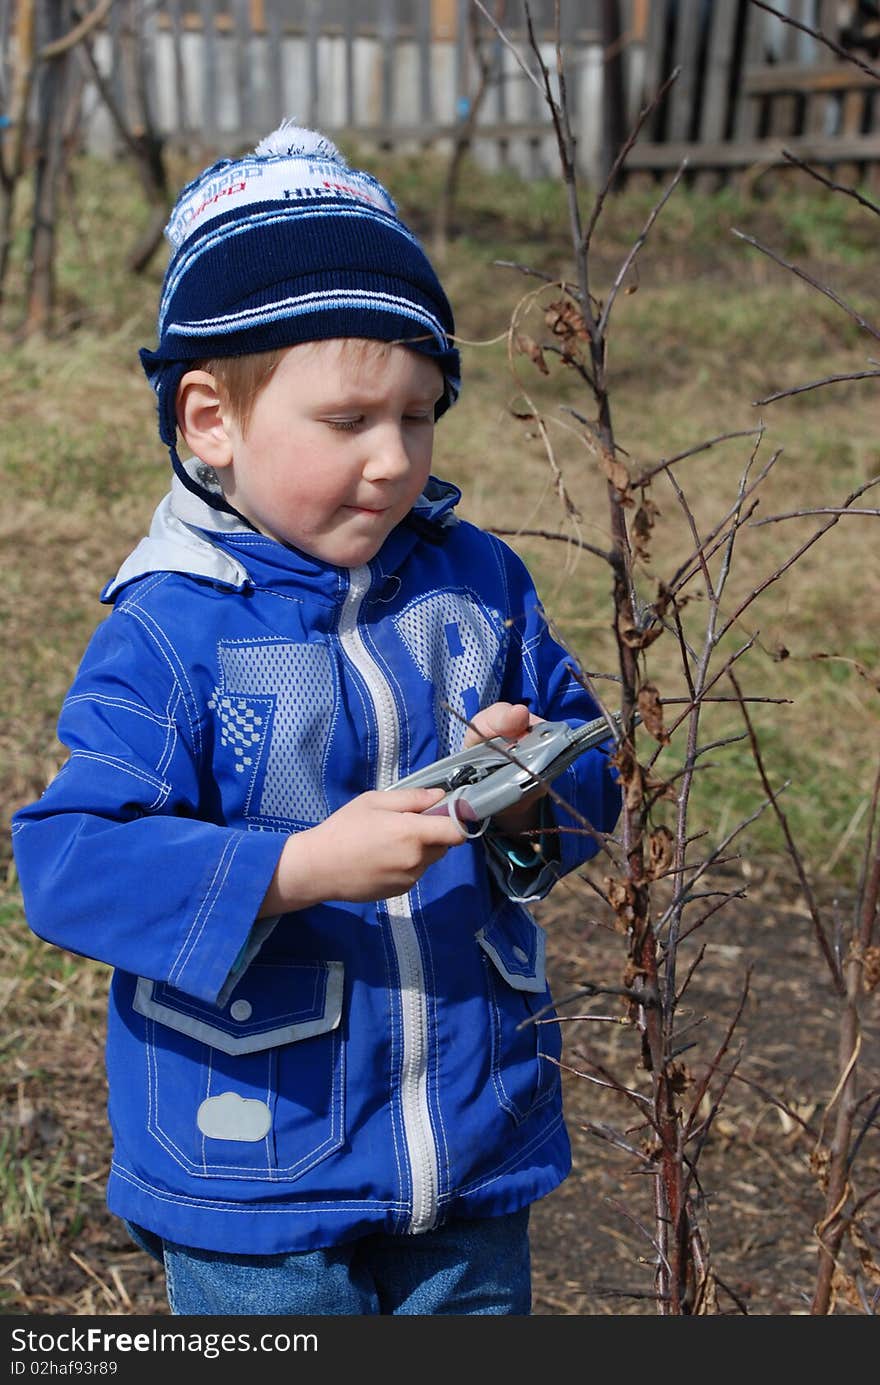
[126,1209,531,1315]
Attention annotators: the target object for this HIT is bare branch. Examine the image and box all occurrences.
[855,757,880,953]
[489,526,613,563]
[39,0,115,60]
[754,370,880,406]
[470,0,546,98]
[603,1195,674,1279]
[718,474,880,640]
[782,150,880,217]
[747,0,880,82]
[751,506,880,526]
[582,65,682,255]
[727,670,843,992]
[732,228,880,344]
[631,428,765,489]
[582,1122,651,1163]
[553,1055,654,1120]
[597,163,688,340]
[684,974,751,1143]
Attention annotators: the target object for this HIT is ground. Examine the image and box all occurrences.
[528,866,880,1316]
[2,864,877,1318]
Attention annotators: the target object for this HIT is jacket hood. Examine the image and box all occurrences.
[102,457,461,603]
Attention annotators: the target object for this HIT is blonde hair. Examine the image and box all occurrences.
[197,349,287,436]
[199,339,397,437]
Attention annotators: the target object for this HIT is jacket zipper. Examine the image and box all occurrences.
[337,566,439,1235]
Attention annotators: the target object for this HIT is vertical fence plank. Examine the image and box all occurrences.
[769,0,806,136]
[493,32,510,169]
[734,0,766,142]
[135,0,161,139]
[165,0,189,137]
[599,0,627,185]
[524,9,546,176]
[378,0,396,134]
[0,0,10,109]
[698,0,738,144]
[305,0,320,129]
[233,0,253,136]
[265,0,285,129]
[559,0,580,133]
[621,0,651,127]
[691,0,739,190]
[199,0,218,144]
[805,0,838,137]
[109,0,126,127]
[639,0,671,137]
[454,0,468,134]
[343,3,357,129]
[666,0,703,144]
[416,0,433,133]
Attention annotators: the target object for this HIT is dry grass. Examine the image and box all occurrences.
[1,148,879,1314]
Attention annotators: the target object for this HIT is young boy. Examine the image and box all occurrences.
[11,124,621,1316]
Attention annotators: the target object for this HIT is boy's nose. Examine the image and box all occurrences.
[363,428,412,482]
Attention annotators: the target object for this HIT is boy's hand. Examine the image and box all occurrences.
[462,701,549,837]
[261,787,465,915]
[461,700,540,750]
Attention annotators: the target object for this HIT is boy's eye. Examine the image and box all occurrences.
[324,417,364,432]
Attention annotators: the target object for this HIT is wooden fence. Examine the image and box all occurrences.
[7,1,880,184]
[629,0,880,180]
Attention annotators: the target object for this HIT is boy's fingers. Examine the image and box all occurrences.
[463,701,532,747]
[381,786,447,813]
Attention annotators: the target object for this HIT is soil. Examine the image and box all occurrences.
[2,865,878,1318]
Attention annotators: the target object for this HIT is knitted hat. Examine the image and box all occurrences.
[140,122,460,510]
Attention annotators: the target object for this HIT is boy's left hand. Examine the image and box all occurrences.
[462,702,548,837]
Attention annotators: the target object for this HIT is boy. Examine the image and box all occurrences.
[11,124,621,1316]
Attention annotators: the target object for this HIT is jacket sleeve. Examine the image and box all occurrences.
[10,605,287,1007]
[485,535,622,899]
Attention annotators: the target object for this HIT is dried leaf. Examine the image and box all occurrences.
[862,945,880,993]
[647,825,674,878]
[850,1221,880,1285]
[810,1145,830,1187]
[513,332,549,375]
[638,682,669,745]
[667,1061,692,1094]
[644,770,677,802]
[605,877,636,930]
[610,742,644,810]
[623,959,647,987]
[617,610,662,650]
[598,444,632,497]
[830,1264,861,1310]
[545,297,589,344]
[631,500,659,562]
[624,770,644,811]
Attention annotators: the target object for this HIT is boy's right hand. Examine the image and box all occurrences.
[260,788,465,915]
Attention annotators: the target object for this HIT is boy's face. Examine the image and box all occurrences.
[213,340,444,567]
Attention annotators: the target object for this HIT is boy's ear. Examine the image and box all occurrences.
[176,370,235,470]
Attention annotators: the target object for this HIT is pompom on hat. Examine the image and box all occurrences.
[140,122,461,511]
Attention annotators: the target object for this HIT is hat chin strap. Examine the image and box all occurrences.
[169,442,255,529]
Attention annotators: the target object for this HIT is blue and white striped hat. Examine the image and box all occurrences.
[140,122,460,508]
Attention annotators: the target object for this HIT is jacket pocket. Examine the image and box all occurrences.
[134,961,344,1181]
[476,905,563,1125]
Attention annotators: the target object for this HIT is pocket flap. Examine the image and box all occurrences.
[476,907,547,993]
[134,960,343,1056]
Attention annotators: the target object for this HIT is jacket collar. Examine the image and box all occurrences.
[102,458,461,603]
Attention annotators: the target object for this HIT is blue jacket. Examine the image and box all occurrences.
[12,468,621,1254]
